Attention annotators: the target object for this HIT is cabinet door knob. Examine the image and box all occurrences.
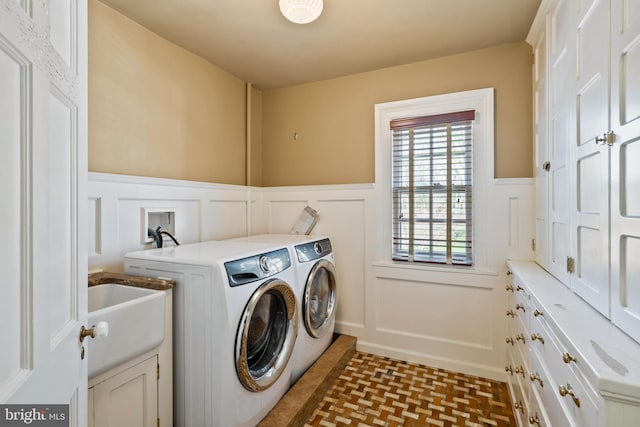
[559,384,581,408]
[595,131,615,146]
[542,161,551,171]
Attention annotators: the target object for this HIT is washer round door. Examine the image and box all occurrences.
[303,259,337,338]
[236,279,298,392]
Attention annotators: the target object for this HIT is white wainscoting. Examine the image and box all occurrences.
[88,173,251,272]
[88,173,534,381]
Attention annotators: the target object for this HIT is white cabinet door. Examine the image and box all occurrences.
[610,0,640,343]
[534,17,550,269]
[572,0,611,316]
[92,356,158,427]
[0,0,88,419]
[547,0,575,286]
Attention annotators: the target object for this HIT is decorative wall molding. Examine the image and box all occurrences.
[88,173,535,382]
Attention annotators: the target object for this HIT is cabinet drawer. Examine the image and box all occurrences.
[508,317,531,359]
[542,326,602,426]
[528,353,574,427]
[528,386,553,427]
[511,278,532,330]
[507,350,528,426]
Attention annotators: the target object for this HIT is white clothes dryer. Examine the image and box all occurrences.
[226,235,337,383]
[290,237,337,382]
[124,240,299,427]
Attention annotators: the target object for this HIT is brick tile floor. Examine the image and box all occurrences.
[305,352,515,427]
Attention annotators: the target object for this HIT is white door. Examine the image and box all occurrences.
[610,0,640,342]
[0,0,88,422]
[572,0,611,316]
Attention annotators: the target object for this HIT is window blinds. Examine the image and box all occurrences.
[391,110,475,265]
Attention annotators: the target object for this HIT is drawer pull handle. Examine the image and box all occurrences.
[514,366,526,378]
[563,352,577,364]
[514,401,525,414]
[506,284,514,292]
[506,310,515,317]
[529,414,541,426]
[507,270,512,276]
[505,365,513,375]
[515,304,526,312]
[530,373,544,388]
[534,309,544,317]
[559,384,581,408]
[506,337,515,345]
[516,285,524,292]
[531,333,545,345]
[516,333,526,343]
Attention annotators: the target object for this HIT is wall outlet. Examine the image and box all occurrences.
[141,208,176,244]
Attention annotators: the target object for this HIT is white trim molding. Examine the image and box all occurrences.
[375,88,496,271]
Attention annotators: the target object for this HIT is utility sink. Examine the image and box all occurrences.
[87,284,166,378]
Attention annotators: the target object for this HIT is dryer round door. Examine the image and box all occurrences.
[235,279,298,392]
[303,259,337,338]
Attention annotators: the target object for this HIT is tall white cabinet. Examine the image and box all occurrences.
[530,0,640,343]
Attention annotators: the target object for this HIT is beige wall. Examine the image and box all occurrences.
[261,42,533,186]
[89,0,247,184]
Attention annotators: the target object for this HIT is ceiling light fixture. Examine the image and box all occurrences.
[279,0,323,24]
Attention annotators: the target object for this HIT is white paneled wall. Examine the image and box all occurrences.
[89,173,534,381]
[88,173,250,272]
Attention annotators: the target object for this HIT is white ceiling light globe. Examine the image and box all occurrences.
[279,0,324,24]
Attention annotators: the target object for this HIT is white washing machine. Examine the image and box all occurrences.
[226,235,337,382]
[123,240,299,427]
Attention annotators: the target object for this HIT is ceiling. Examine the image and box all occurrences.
[98,0,541,90]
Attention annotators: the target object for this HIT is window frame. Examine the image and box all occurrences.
[375,88,495,271]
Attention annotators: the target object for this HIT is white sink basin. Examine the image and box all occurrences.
[88,284,165,378]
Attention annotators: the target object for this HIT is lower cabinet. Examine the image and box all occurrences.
[89,356,158,427]
[505,260,640,427]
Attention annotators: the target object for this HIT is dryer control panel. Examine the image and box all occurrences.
[225,248,291,287]
[295,238,332,263]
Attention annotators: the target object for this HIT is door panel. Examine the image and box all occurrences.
[48,89,77,345]
[548,5,574,284]
[573,0,610,316]
[0,35,29,399]
[611,0,640,342]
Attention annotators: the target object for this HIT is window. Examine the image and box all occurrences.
[375,88,494,271]
[391,111,475,265]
